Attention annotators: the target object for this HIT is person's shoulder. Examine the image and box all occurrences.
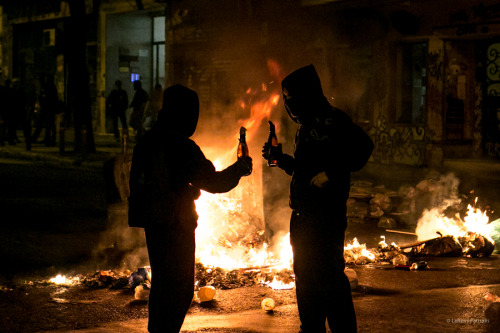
[323,106,352,127]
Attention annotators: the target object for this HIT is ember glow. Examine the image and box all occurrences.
[49,274,80,286]
[264,276,295,290]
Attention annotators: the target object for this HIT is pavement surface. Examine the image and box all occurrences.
[0,129,131,172]
[40,256,500,333]
[2,130,500,333]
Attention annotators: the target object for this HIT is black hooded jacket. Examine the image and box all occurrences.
[128,84,248,231]
[278,65,374,220]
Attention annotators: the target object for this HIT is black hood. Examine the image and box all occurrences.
[157,84,199,137]
[281,64,327,123]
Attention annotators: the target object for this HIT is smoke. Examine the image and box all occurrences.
[414,172,464,241]
[91,203,149,271]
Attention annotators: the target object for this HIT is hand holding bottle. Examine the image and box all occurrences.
[237,127,252,176]
[236,155,253,176]
[262,121,282,165]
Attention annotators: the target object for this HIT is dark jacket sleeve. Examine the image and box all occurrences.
[277,153,295,176]
[186,141,245,193]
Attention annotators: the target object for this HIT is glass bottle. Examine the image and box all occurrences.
[267,121,278,167]
[237,126,249,159]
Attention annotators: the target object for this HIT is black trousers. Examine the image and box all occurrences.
[112,109,127,139]
[145,225,195,333]
[290,211,357,333]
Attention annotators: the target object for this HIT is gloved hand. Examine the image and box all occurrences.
[310,171,329,188]
[261,142,283,162]
[236,156,253,176]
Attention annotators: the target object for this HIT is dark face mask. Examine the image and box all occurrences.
[283,90,308,124]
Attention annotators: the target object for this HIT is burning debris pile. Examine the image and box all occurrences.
[195,263,294,290]
[343,200,497,266]
[345,173,498,266]
[43,259,295,295]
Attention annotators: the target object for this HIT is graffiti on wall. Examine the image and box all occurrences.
[368,115,427,166]
[427,50,443,81]
[485,142,500,157]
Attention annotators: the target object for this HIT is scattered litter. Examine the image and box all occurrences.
[197,286,216,302]
[261,298,275,311]
[345,268,358,290]
[134,284,150,300]
[129,266,151,288]
[391,254,409,266]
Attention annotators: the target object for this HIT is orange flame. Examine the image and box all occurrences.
[415,198,494,242]
[241,93,280,138]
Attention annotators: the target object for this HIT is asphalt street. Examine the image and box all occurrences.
[1,132,500,332]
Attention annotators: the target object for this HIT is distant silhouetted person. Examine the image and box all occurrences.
[129,80,149,142]
[32,73,59,146]
[106,80,129,140]
[128,84,252,333]
[262,64,373,333]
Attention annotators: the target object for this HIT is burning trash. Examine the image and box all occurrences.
[195,262,295,290]
[344,238,376,265]
[412,199,496,257]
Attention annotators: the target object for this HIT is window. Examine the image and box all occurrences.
[396,42,427,124]
[153,16,165,86]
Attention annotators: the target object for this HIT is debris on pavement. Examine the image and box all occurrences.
[197,286,216,302]
[485,293,500,303]
[261,297,275,311]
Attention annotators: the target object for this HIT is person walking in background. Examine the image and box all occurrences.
[128,84,252,333]
[262,64,374,333]
[129,80,149,142]
[106,80,129,141]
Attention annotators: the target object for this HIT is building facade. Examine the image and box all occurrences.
[1,0,500,166]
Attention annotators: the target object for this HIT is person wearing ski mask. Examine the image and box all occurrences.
[262,65,373,333]
[128,84,252,333]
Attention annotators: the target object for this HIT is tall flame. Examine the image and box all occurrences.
[194,82,286,271]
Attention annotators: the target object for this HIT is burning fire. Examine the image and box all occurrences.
[49,274,80,286]
[344,238,376,264]
[415,198,494,243]
[194,82,288,276]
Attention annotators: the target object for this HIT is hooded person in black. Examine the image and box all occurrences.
[263,65,373,333]
[129,84,252,333]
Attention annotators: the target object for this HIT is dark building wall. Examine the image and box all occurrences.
[163,0,500,166]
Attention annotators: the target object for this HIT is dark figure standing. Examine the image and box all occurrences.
[129,80,149,142]
[106,80,129,140]
[128,84,252,333]
[262,65,374,333]
[31,74,59,146]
